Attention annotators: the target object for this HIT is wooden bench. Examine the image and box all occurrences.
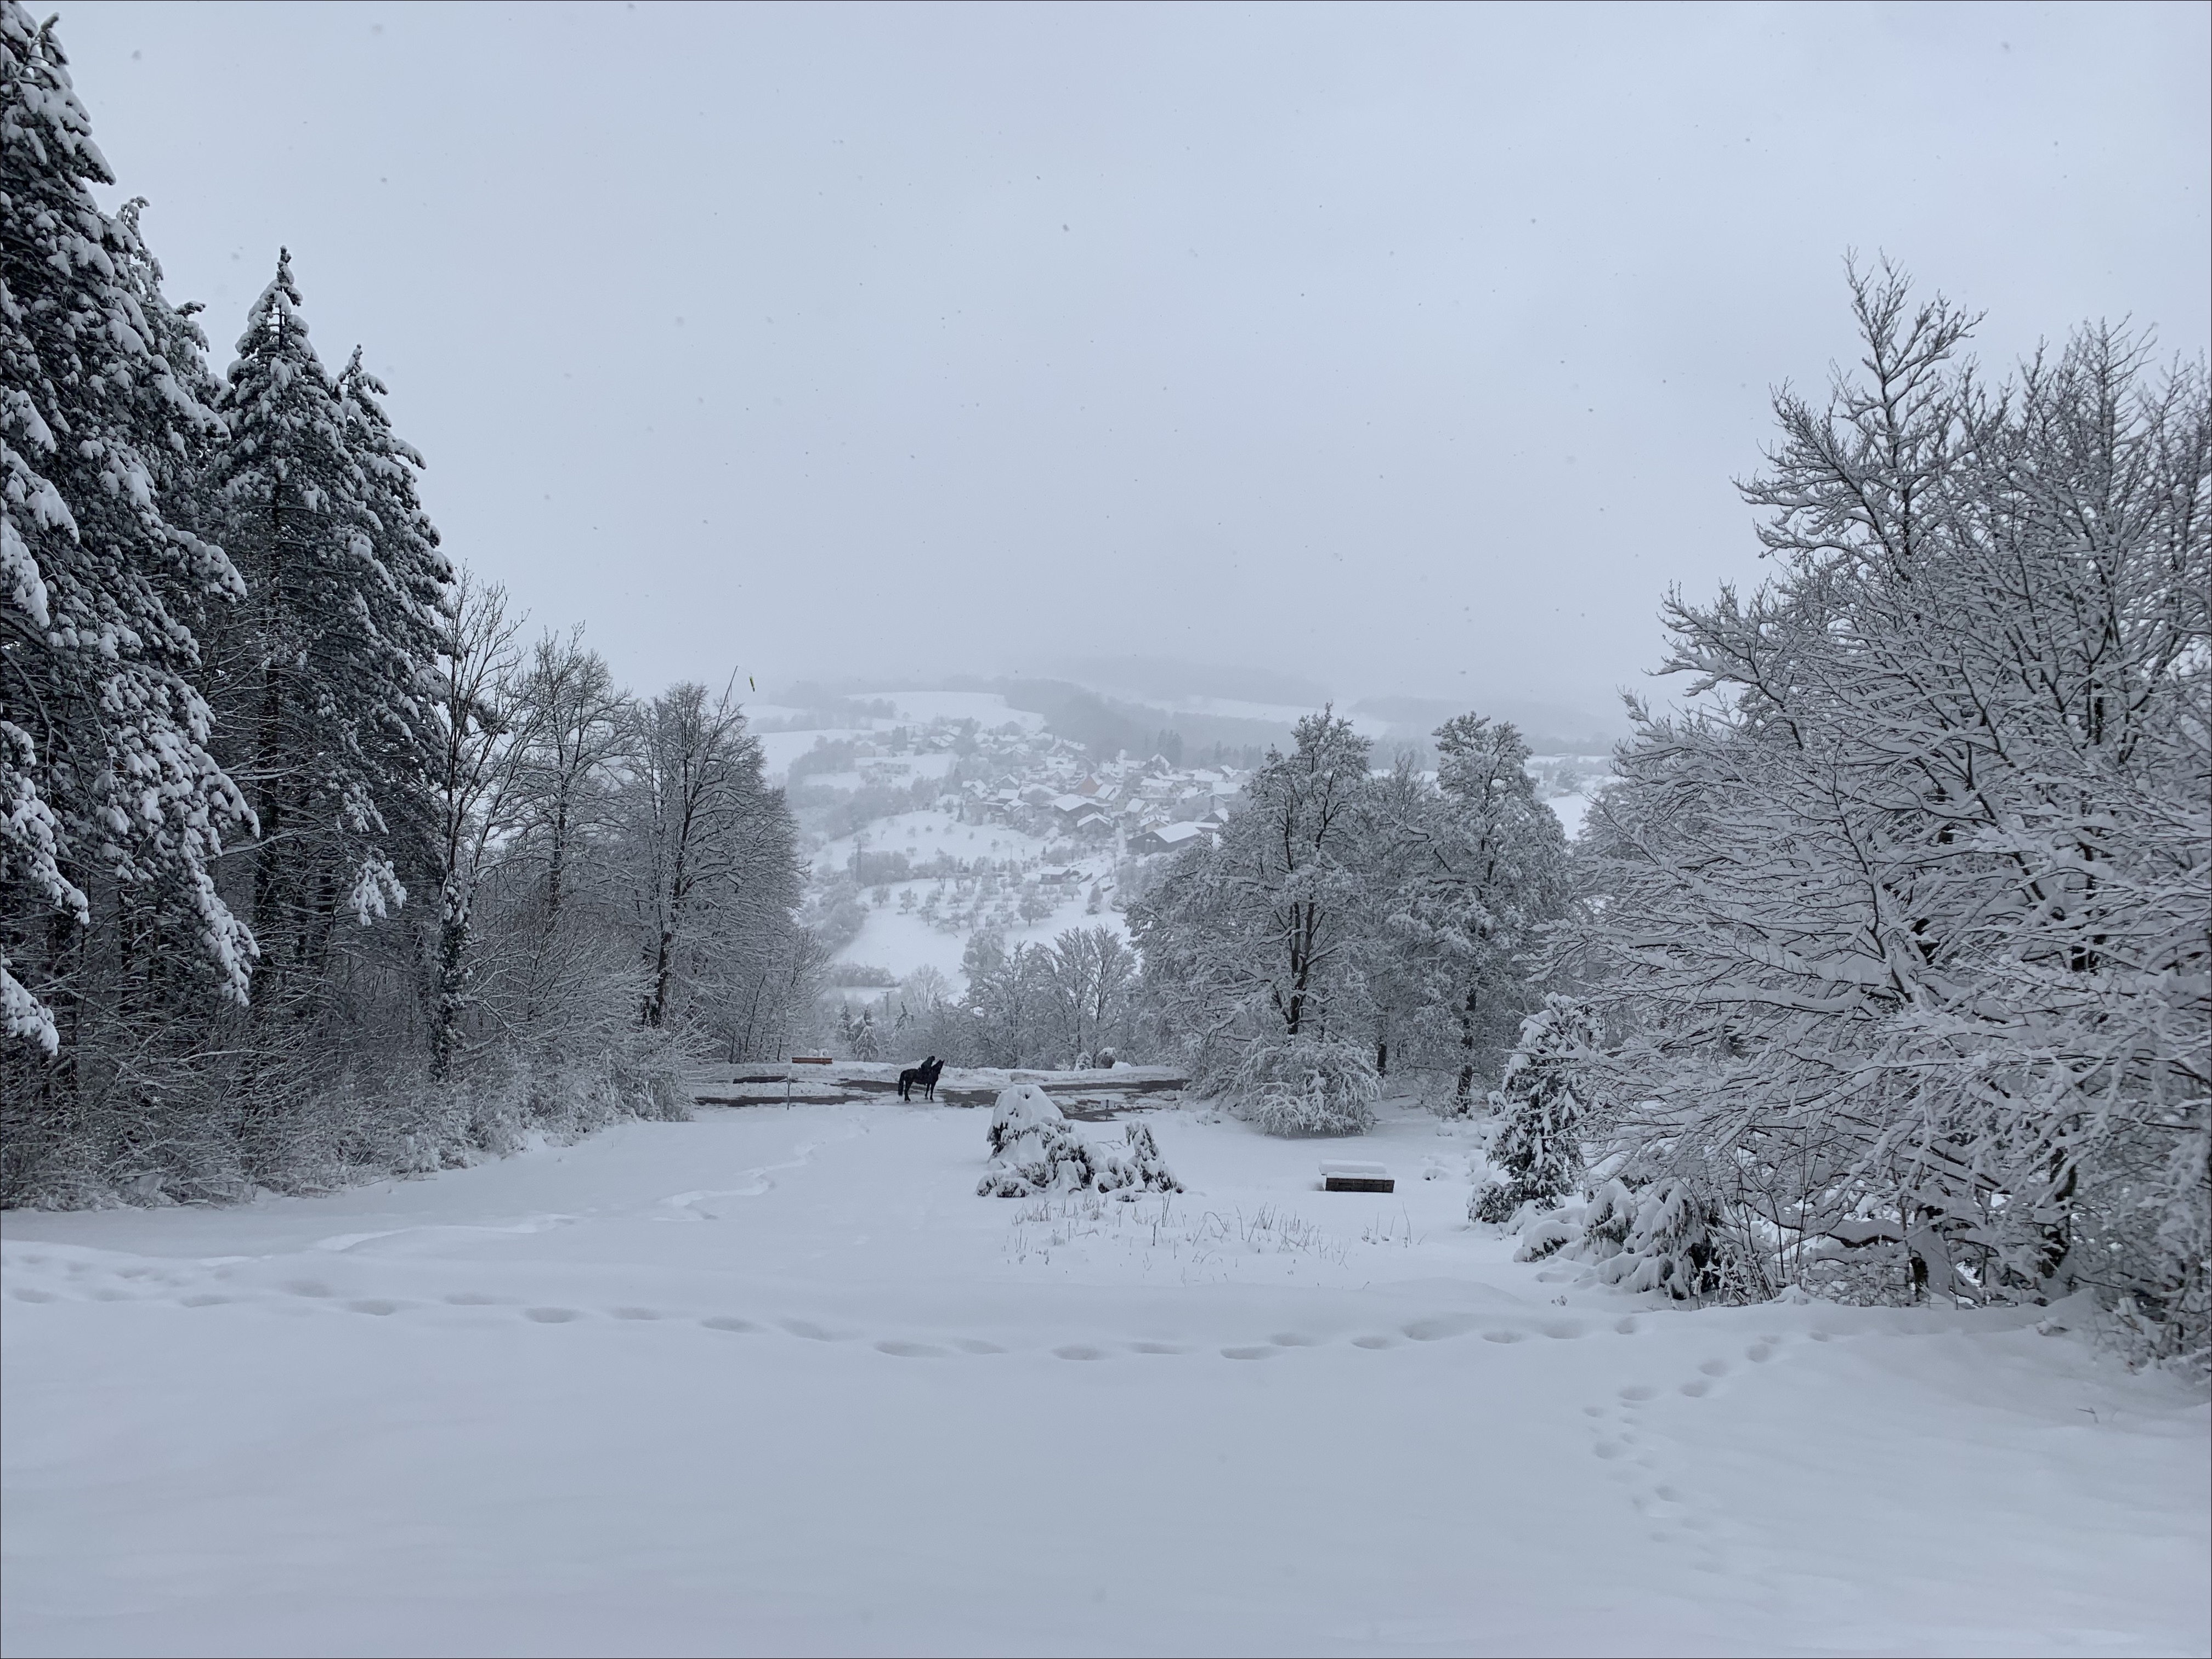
[1320,1161,1394,1194]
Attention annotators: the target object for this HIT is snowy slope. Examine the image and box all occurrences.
[4,1102,2204,1658]
[819,808,1130,984]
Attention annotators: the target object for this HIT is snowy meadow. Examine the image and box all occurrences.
[7,1096,2207,1657]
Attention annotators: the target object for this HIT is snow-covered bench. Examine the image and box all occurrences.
[1320,1161,1394,1194]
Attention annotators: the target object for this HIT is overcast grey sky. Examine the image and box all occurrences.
[52,1,2212,722]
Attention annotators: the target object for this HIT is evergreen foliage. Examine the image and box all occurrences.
[1,9,252,1067]
[0,4,810,1203]
[1471,996,1596,1223]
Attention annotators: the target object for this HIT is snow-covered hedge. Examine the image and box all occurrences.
[1226,1035,1379,1138]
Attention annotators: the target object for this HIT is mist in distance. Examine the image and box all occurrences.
[52,0,2212,735]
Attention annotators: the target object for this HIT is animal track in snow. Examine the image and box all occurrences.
[701,1316,760,1334]
[1403,1314,1481,1342]
[609,1306,660,1321]
[1053,1344,1107,1361]
[1269,1332,1318,1348]
[1220,1345,1278,1361]
[522,1306,582,1323]
[1351,1334,1395,1349]
[1482,1328,1526,1344]
[347,1299,402,1316]
[1541,1319,1586,1339]
[877,1340,951,1358]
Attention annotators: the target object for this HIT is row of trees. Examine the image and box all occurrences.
[834,927,1142,1069]
[1130,708,1572,1130]
[2,13,809,1203]
[1516,266,2205,1359]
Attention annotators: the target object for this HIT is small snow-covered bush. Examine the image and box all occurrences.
[978,1086,1182,1198]
[1094,1121,1183,1197]
[1227,1035,1379,1137]
[979,1084,1094,1196]
[1559,1176,1768,1302]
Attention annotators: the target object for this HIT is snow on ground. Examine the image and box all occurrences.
[820,809,1129,984]
[1549,789,1600,840]
[4,1103,2204,1658]
[753,727,873,783]
[851,690,1045,732]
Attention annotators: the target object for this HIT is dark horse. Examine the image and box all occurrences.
[897,1056,944,1103]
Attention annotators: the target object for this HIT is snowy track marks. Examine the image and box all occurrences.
[7,1243,1630,1379]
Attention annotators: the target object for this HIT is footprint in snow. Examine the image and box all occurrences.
[1619,1385,1659,1402]
[951,1338,1004,1354]
[702,1316,759,1334]
[877,1339,952,1359]
[1127,1340,1184,1355]
[179,1293,232,1308]
[1746,1340,1778,1363]
[1269,1332,1319,1348]
[778,1318,840,1341]
[1482,1328,1527,1344]
[348,1299,403,1316]
[1220,1345,1278,1361]
[10,1287,56,1303]
[1541,1319,1586,1339]
[610,1306,661,1321]
[523,1306,581,1323]
[1403,1314,1480,1342]
[445,1291,502,1306]
[283,1280,334,1299]
[1352,1334,1395,1350]
[1053,1344,1107,1361]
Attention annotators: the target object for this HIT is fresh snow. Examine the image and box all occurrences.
[851,690,1047,732]
[818,808,1130,985]
[4,1100,2204,1657]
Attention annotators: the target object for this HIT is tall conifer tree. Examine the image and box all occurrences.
[1,6,251,1063]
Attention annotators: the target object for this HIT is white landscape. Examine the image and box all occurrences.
[7,1095,2205,1658]
[4,4,2207,1658]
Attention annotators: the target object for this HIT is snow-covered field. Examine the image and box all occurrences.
[4,1102,2204,1658]
[820,808,1128,983]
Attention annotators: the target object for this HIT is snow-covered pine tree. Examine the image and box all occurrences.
[204,253,445,1014]
[1,7,252,1086]
[1472,995,1596,1223]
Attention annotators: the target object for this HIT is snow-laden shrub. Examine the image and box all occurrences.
[978,1086,1182,1198]
[1513,1208,1585,1262]
[1227,1035,1379,1137]
[1094,1121,1183,1197]
[1471,996,1596,1223]
[1551,1176,1767,1302]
